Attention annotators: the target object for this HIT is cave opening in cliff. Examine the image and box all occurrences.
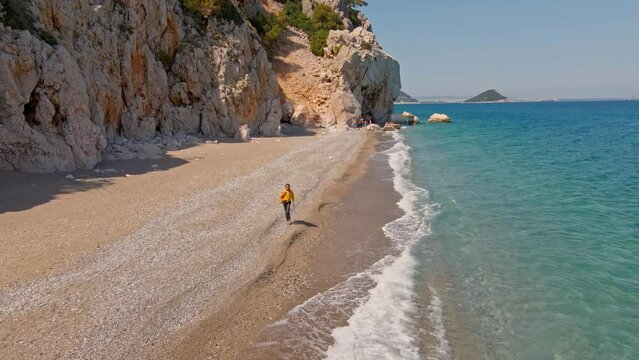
[23,89,40,128]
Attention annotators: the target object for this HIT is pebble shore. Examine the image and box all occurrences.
[0,130,365,359]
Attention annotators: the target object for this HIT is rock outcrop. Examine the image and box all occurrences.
[401,111,420,124]
[325,27,401,126]
[328,88,361,126]
[291,104,320,128]
[0,0,281,172]
[270,1,400,129]
[428,113,451,123]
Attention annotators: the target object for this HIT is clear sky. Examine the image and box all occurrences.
[363,0,639,99]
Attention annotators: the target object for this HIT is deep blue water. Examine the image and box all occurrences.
[396,101,639,359]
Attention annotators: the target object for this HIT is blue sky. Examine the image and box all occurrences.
[363,0,639,99]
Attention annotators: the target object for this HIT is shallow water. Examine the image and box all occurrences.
[399,101,639,359]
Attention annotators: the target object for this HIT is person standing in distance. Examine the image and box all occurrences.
[279,184,295,223]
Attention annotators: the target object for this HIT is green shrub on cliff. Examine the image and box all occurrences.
[249,12,281,49]
[310,4,342,32]
[309,29,329,56]
[279,1,343,56]
[281,1,313,33]
[181,0,219,18]
[180,0,244,24]
[348,9,361,27]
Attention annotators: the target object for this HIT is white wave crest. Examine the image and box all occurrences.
[326,132,449,360]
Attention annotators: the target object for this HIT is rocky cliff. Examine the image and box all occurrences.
[326,26,400,126]
[0,0,399,172]
[269,0,400,128]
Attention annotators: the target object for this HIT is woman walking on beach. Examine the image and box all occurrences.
[280,184,295,223]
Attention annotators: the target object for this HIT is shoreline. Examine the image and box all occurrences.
[161,132,402,359]
[0,128,375,359]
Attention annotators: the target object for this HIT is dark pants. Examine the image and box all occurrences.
[282,201,292,221]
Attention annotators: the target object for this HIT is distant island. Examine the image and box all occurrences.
[465,89,508,103]
[394,91,636,105]
[396,90,419,103]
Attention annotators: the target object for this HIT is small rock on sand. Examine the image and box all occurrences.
[235,125,251,142]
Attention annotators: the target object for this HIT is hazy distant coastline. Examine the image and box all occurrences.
[396,97,639,105]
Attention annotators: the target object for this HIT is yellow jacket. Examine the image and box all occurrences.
[280,189,295,203]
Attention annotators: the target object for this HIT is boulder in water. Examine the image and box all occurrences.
[428,113,451,123]
[401,111,420,125]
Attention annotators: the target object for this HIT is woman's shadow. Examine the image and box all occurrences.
[291,220,318,227]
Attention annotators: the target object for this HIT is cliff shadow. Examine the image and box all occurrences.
[0,154,188,213]
[269,28,307,77]
[278,123,317,137]
[274,28,309,58]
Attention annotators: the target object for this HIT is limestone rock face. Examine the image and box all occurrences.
[0,0,281,172]
[428,113,452,123]
[328,88,361,127]
[291,105,320,128]
[0,28,106,172]
[326,28,401,125]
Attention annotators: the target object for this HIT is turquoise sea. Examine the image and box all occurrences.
[248,101,638,359]
[397,101,639,359]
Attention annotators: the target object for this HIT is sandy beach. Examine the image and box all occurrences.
[165,135,401,359]
[0,128,399,359]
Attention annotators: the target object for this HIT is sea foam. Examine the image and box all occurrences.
[325,132,448,359]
